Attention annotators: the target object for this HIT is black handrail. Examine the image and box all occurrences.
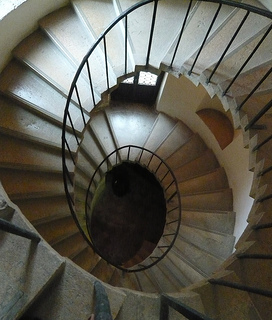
[61,0,272,316]
[160,294,213,320]
[83,145,181,272]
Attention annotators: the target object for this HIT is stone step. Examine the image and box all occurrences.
[89,109,118,159]
[181,210,236,235]
[109,269,141,292]
[105,102,157,160]
[117,0,196,68]
[166,249,205,286]
[72,245,101,273]
[35,215,78,245]
[171,235,224,277]
[0,190,65,320]
[22,260,126,319]
[143,112,177,154]
[166,290,206,320]
[0,60,85,131]
[143,263,180,293]
[178,167,228,193]
[0,168,64,199]
[147,120,193,173]
[91,258,116,283]
[40,5,116,94]
[13,29,94,109]
[162,1,235,72]
[14,195,70,225]
[0,95,75,149]
[52,231,87,259]
[209,26,272,86]
[172,149,219,182]
[181,188,233,211]
[178,224,235,259]
[0,133,73,172]
[220,62,272,98]
[165,133,207,171]
[134,270,158,293]
[185,2,271,76]
[73,0,131,77]
[192,270,262,320]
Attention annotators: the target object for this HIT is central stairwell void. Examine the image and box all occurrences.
[0,0,272,319]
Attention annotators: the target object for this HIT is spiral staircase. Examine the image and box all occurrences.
[0,0,272,319]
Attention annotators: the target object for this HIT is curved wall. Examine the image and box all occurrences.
[156,73,254,243]
[0,0,69,72]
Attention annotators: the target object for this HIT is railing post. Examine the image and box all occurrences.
[0,218,40,242]
[94,281,113,320]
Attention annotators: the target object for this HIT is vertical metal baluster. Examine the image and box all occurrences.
[189,3,222,76]
[67,110,80,145]
[103,36,110,91]
[237,67,272,111]
[207,10,250,84]
[146,0,159,67]
[127,146,131,160]
[65,138,76,166]
[170,0,193,68]
[86,60,96,107]
[223,24,272,95]
[245,98,272,131]
[125,15,128,75]
[75,84,86,126]
[138,148,144,162]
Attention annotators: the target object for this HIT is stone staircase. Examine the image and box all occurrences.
[0,0,271,319]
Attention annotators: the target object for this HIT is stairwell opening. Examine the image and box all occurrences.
[86,161,167,267]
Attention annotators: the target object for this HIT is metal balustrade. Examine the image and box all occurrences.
[84,145,181,272]
[61,0,272,317]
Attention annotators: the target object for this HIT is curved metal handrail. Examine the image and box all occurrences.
[83,145,181,272]
[62,0,272,271]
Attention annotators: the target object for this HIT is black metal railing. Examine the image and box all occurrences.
[81,145,181,272]
[61,0,272,315]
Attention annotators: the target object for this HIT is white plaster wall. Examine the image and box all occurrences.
[0,0,69,72]
[157,73,254,244]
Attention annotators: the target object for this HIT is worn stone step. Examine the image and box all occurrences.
[185,2,271,76]
[91,258,116,283]
[0,191,65,320]
[14,195,69,225]
[181,188,233,211]
[13,29,94,109]
[72,245,100,273]
[118,0,196,68]
[0,60,85,130]
[165,133,207,171]
[210,26,272,86]
[191,270,262,320]
[35,215,78,244]
[178,167,228,193]
[0,95,75,148]
[172,149,219,182]
[40,5,116,94]
[143,112,177,153]
[162,1,235,72]
[105,102,157,160]
[166,249,205,286]
[0,168,64,199]
[178,224,235,259]
[171,234,223,277]
[89,109,118,159]
[109,269,141,292]
[181,210,236,235]
[23,260,126,319]
[73,0,131,77]
[0,134,74,172]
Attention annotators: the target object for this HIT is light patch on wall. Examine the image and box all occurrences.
[0,0,26,20]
